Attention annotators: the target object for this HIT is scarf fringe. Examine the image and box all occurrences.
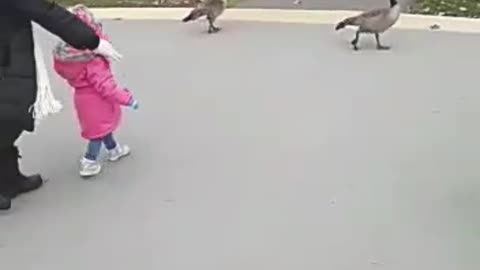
[32,29,62,125]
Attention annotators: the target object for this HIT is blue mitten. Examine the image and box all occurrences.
[127,97,139,110]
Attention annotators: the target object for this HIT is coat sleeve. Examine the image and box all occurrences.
[7,0,100,50]
[85,58,133,106]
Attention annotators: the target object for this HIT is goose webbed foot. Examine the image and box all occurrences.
[208,26,221,33]
[352,42,359,50]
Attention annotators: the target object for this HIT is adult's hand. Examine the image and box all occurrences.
[94,39,123,61]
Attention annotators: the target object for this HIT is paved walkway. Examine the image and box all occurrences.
[236,0,415,11]
[1,20,479,270]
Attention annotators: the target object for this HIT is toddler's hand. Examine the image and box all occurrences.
[94,39,122,61]
[127,98,139,110]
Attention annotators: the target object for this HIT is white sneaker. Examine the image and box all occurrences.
[108,144,131,162]
[80,157,102,177]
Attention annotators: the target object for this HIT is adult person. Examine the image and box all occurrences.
[0,0,123,210]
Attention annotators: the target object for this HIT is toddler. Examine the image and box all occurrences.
[53,4,139,177]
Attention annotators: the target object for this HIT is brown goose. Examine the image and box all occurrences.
[335,0,401,50]
[182,0,227,34]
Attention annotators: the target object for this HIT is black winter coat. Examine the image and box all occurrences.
[0,0,100,132]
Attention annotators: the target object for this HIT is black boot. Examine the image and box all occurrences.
[0,194,11,210]
[0,148,12,210]
[5,146,43,198]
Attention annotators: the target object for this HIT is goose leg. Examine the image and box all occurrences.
[351,30,360,50]
[207,15,220,33]
[375,33,390,50]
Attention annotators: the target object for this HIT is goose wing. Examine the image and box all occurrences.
[358,7,390,20]
[347,7,389,26]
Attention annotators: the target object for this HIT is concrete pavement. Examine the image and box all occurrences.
[1,19,479,270]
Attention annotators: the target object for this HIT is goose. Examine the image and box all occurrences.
[335,0,401,50]
[182,0,227,34]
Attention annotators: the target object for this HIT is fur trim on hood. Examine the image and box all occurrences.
[52,4,107,62]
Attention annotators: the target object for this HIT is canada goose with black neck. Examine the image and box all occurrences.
[335,0,400,50]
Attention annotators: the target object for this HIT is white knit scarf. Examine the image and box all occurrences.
[31,25,63,126]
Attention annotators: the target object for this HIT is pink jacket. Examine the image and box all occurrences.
[52,4,132,140]
[54,56,132,140]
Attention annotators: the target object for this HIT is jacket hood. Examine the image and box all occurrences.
[52,4,108,63]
